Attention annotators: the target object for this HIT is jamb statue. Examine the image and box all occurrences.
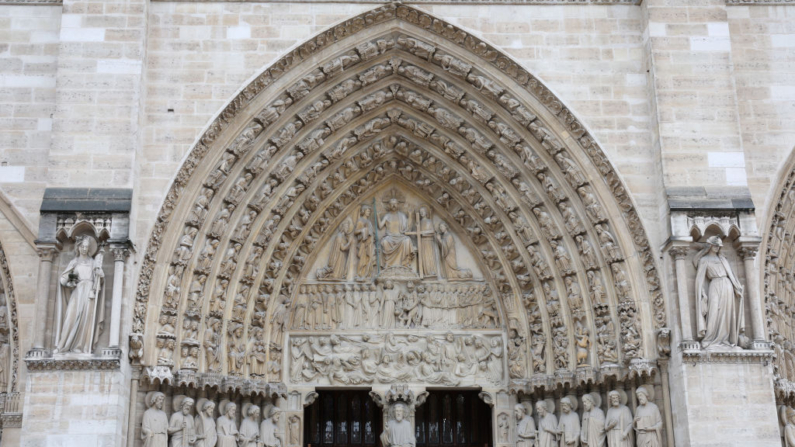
[142,392,169,447]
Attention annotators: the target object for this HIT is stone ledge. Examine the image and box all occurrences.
[667,186,755,212]
[148,0,642,3]
[681,349,773,364]
[0,0,61,4]
[25,352,122,371]
[40,188,132,213]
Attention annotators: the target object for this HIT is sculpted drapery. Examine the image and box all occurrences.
[379,198,415,269]
[317,218,353,280]
[54,235,105,354]
[355,205,376,281]
[142,392,169,447]
[418,207,437,277]
[694,236,745,350]
[381,403,415,447]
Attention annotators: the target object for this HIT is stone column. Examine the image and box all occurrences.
[738,244,767,348]
[126,366,142,447]
[29,245,58,355]
[669,246,698,350]
[108,246,129,350]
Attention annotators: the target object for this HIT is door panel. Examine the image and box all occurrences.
[415,391,492,447]
[306,390,382,447]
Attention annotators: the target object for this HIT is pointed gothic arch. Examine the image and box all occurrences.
[132,4,665,393]
[0,238,21,394]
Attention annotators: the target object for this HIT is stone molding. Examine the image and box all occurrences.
[0,241,20,393]
[681,349,774,364]
[0,0,61,4]
[25,353,122,371]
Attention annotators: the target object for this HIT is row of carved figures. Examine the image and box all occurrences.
[291,282,497,330]
[141,392,291,447]
[512,386,662,447]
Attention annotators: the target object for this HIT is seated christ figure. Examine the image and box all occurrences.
[379,198,416,269]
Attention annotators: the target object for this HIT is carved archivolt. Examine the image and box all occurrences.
[764,159,795,401]
[132,4,664,390]
[0,239,20,392]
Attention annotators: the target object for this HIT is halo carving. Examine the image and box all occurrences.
[132,4,665,391]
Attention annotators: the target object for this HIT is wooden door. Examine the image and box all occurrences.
[305,390,381,447]
[415,390,492,447]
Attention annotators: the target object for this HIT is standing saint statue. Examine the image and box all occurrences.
[168,396,196,447]
[436,222,472,280]
[216,401,239,447]
[379,197,416,270]
[693,236,745,350]
[557,397,580,447]
[316,218,353,280]
[633,386,662,447]
[355,205,376,281]
[142,392,169,447]
[536,400,558,447]
[260,406,282,447]
[418,206,438,277]
[194,399,217,447]
[54,235,105,354]
[380,403,415,447]
[515,404,536,447]
[581,393,605,447]
[604,391,633,447]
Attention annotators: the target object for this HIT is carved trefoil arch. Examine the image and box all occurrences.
[132,4,666,396]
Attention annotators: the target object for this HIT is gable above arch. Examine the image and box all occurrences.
[133,4,665,390]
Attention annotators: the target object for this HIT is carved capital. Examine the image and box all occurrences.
[110,246,130,262]
[737,246,759,261]
[36,246,58,262]
[669,246,689,261]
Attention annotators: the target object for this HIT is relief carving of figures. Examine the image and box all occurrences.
[694,236,745,350]
[216,401,239,447]
[54,235,105,354]
[578,187,606,223]
[633,386,662,447]
[142,392,169,447]
[515,403,536,447]
[194,399,217,447]
[437,222,472,279]
[227,322,245,375]
[168,396,196,447]
[536,400,558,447]
[417,207,437,278]
[605,391,633,447]
[248,328,267,377]
[381,403,415,447]
[595,225,621,262]
[316,218,353,280]
[577,236,598,270]
[288,415,300,446]
[355,206,376,281]
[581,393,606,447]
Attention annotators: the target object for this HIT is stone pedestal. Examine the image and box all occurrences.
[668,351,779,446]
[19,368,130,446]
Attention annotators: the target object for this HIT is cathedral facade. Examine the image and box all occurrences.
[0,0,793,446]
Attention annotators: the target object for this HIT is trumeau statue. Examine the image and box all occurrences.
[54,235,106,354]
[381,403,415,447]
[693,236,745,350]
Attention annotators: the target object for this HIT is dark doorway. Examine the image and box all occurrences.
[305,390,382,447]
[415,390,492,447]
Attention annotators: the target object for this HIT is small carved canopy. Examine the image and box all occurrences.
[133,4,665,389]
